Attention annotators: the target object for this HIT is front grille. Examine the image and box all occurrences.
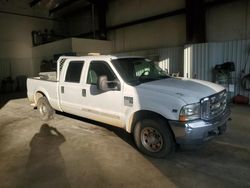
[200,90,227,120]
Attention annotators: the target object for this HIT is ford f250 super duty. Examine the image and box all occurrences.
[27,55,230,158]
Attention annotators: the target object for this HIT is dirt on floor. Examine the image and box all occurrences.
[0,93,250,188]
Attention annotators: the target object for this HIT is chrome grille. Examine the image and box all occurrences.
[200,90,227,120]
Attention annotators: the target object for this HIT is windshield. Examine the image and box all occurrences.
[111,58,170,85]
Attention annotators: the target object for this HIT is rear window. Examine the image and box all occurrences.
[65,61,84,83]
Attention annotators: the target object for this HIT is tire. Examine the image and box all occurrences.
[133,118,175,158]
[37,97,55,121]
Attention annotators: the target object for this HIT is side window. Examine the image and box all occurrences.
[87,61,117,85]
[65,61,84,83]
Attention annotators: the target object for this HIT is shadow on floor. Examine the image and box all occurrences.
[56,111,136,148]
[0,92,27,109]
[57,110,250,188]
[20,124,70,188]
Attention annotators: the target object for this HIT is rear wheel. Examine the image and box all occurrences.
[134,118,175,158]
[37,97,55,121]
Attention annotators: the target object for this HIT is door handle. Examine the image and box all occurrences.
[82,89,86,97]
[61,86,64,94]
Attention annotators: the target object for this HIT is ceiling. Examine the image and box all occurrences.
[29,0,106,17]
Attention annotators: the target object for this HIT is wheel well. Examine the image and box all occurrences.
[35,91,45,105]
[130,110,176,141]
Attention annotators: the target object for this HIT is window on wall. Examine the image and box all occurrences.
[87,61,117,85]
[65,61,84,83]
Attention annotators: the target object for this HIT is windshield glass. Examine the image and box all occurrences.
[111,58,170,85]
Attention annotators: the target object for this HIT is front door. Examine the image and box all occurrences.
[83,60,124,127]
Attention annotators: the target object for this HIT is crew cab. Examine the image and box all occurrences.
[27,55,230,158]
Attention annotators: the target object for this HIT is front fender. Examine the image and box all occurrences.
[125,106,178,133]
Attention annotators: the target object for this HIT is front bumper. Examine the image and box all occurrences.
[169,108,231,145]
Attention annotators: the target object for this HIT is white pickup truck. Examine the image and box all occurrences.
[27,55,230,158]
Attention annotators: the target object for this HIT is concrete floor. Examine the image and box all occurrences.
[0,93,250,188]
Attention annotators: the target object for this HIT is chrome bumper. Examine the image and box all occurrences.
[169,108,231,145]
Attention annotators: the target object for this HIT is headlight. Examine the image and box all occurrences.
[179,103,200,121]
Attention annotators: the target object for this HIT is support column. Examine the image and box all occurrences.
[90,0,107,40]
[186,0,206,43]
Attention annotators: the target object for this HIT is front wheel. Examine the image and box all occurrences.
[133,118,175,158]
[37,97,55,121]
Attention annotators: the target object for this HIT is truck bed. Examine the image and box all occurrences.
[27,75,60,111]
[38,71,57,81]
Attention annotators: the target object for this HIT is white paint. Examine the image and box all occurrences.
[136,77,224,104]
[27,55,225,133]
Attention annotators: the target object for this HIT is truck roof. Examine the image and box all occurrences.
[58,55,145,62]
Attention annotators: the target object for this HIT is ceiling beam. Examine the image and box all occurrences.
[0,10,64,22]
[108,8,185,31]
[49,0,82,14]
[206,0,239,8]
[29,0,42,7]
[75,8,186,39]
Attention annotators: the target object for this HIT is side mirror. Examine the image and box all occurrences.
[97,75,120,91]
[97,75,109,91]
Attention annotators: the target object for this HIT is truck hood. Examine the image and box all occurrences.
[136,77,225,103]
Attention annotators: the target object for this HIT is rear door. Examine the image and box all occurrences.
[59,60,87,116]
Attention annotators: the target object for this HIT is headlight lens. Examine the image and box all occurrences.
[179,103,200,121]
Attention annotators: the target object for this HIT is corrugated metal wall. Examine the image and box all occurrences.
[184,39,250,100]
[114,46,184,76]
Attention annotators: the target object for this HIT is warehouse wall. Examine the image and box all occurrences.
[107,0,250,52]
[107,0,184,26]
[72,38,112,55]
[65,9,96,37]
[108,15,186,52]
[31,38,112,75]
[31,38,72,75]
[63,0,250,52]
[0,0,65,86]
[206,0,250,42]
[1,0,250,92]
[0,13,63,77]
[107,0,185,52]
